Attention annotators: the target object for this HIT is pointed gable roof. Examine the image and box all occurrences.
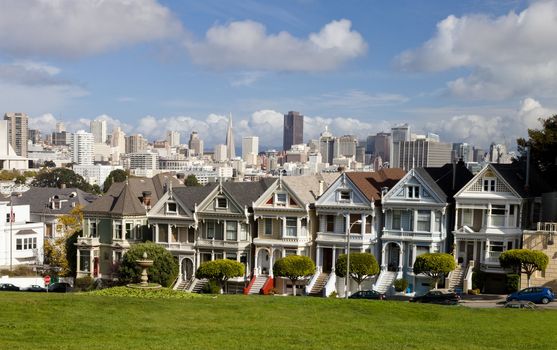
[421,162,474,199]
[346,168,406,204]
[171,183,217,213]
[282,173,340,205]
[222,178,275,208]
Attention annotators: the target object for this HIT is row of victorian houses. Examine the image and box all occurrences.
[3,161,551,295]
[69,160,551,296]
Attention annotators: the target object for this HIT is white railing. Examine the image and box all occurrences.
[537,222,557,233]
[323,273,337,298]
[196,238,247,248]
[316,232,373,244]
[305,271,320,295]
[463,261,474,293]
[77,236,99,246]
[382,229,442,242]
[156,242,194,251]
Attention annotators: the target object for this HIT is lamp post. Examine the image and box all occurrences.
[345,216,362,299]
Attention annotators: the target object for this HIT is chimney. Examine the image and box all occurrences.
[142,191,152,208]
[318,180,324,197]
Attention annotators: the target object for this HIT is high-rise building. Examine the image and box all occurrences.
[126,134,148,154]
[28,129,41,144]
[283,111,304,151]
[55,122,65,133]
[319,126,335,165]
[335,135,358,158]
[52,131,71,146]
[70,130,94,165]
[452,143,473,163]
[90,119,107,144]
[166,131,180,147]
[391,138,452,171]
[4,112,29,157]
[226,114,235,159]
[374,132,391,163]
[391,124,410,143]
[214,144,228,162]
[242,136,259,166]
[111,127,126,154]
[188,131,204,156]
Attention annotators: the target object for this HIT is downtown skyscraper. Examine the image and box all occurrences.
[283,111,303,151]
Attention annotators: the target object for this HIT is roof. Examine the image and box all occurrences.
[172,183,218,212]
[10,187,98,215]
[223,178,276,207]
[422,162,474,199]
[346,168,406,203]
[491,163,550,198]
[83,175,183,216]
[282,173,340,205]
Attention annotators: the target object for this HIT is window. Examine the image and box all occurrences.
[216,197,227,209]
[125,223,133,239]
[276,193,287,206]
[114,222,122,239]
[491,205,505,227]
[226,221,237,240]
[79,250,90,272]
[417,210,431,232]
[483,179,496,192]
[158,224,168,242]
[338,190,351,202]
[434,212,441,232]
[285,249,297,256]
[326,215,335,232]
[240,224,248,241]
[90,222,97,238]
[226,252,237,261]
[167,202,177,214]
[401,211,413,231]
[207,221,224,240]
[392,210,401,230]
[285,218,297,237]
[350,214,361,234]
[462,209,473,227]
[264,219,273,235]
[407,186,420,198]
[115,251,122,262]
[16,238,22,250]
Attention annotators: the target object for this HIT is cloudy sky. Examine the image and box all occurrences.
[2,0,556,149]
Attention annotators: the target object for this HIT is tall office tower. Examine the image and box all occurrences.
[319,126,335,165]
[366,135,376,155]
[226,114,236,159]
[335,135,358,158]
[214,144,228,162]
[355,146,366,163]
[126,134,148,154]
[391,137,452,171]
[283,111,304,151]
[28,129,41,144]
[242,136,259,166]
[452,143,473,163]
[4,112,29,157]
[188,131,204,156]
[473,148,485,162]
[52,131,71,146]
[374,132,391,163]
[90,119,107,144]
[166,130,180,147]
[391,124,410,143]
[71,130,94,165]
[55,122,66,133]
[489,143,511,164]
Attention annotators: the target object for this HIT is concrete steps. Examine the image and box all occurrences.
[374,271,397,294]
[309,272,329,297]
[248,275,268,295]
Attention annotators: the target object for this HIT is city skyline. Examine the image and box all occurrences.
[1,1,556,149]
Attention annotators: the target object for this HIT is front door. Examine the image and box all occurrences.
[322,248,333,273]
[257,249,270,275]
[182,258,194,280]
[388,243,400,271]
[466,242,474,265]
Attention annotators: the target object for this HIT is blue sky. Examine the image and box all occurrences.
[1,0,556,149]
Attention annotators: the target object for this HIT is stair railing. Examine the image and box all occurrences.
[305,270,320,295]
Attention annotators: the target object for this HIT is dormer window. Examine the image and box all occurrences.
[52,201,61,210]
[276,193,287,206]
[407,186,420,199]
[216,197,227,209]
[166,202,177,214]
[337,189,351,202]
[483,178,496,192]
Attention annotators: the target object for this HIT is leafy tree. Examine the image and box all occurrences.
[335,253,379,291]
[119,242,178,287]
[14,175,26,184]
[43,160,56,168]
[31,168,95,193]
[517,115,557,189]
[499,249,549,287]
[196,259,244,293]
[102,169,128,192]
[185,174,201,187]
[413,253,456,289]
[273,255,315,296]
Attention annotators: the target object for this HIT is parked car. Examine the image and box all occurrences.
[0,283,20,291]
[504,300,537,309]
[47,282,72,293]
[410,289,460,305]
[25,285,47,292]
[506,287,554,304]
[349,290,386,300]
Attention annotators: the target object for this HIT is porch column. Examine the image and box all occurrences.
[269,249,274,277]
[381,242,387,270]
[505,204,510,227]
[486,203,492,228]
[413,209,418,231]
[412,244,417,268]
[454,238,459,262]
[472,241,478,263]
[168,225,172,244]
[362,215,367,235]
[76,249,81,274]
[196,251,200,270]
[316,245,321,272]
[254,247,260,276]
[398,244,404,272]
[211,250,214,261]
[430,210,435,233]
[484,238,490,263]
[281,217,286,238]
[332,246,337,271]
[454,208,459,231]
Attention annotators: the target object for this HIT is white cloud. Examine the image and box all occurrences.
[0,0,183,57]
[395,1,557,99]
[185,19,367,71]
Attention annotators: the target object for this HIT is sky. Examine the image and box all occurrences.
[1,0,556,150]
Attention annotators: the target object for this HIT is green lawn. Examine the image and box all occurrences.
[1,292,556,349]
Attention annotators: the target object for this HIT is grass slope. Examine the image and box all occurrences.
[1,292,556,349]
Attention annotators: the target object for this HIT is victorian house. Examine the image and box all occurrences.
[380,163,472,295]
[77,174,181,279]
[312,169,405,297]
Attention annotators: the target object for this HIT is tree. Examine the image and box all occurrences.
[31,168,95,193]
[413,253,456,289]
[196,259,244,293]
[335,253,380,291]
[273,255,315,296]
[119,242,178,287]
[517,115,557,189]
[43,160,56,168]
[499,249,549,287]
[185,174,201,187]
[102,169,128,192]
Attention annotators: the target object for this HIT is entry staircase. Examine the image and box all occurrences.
[448,264,464,291]
[373,271,397,294]
[247,275,268,295]
[189,278,208,293]
[308,272,329,297]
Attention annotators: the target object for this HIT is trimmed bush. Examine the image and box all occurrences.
[273,255,315,296]
[196,259,244,293]
[335,253,380,290]
[413,253,456,289]
[499,249,549,287]
[118,242,179,287]
[89,286,201,299]
[202,280,222,294]
[394,278,408,292]
[506,274,520,293]
[74,276,95,292]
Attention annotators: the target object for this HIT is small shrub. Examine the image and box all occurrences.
[74,276,94,292]
[89,287,201,299]
[506,274,520,293]
[394,278,408,292]
[468,288,480,295]
[269,287,279,295]
[202,280,221,294]
[329,291,338,298]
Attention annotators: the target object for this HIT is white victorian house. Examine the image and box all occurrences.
[312,169,405,297]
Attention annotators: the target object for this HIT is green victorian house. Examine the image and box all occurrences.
[77,174,182,279]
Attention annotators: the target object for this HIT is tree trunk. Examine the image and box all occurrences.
[527,274,531,288]
[292,279,296,296]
